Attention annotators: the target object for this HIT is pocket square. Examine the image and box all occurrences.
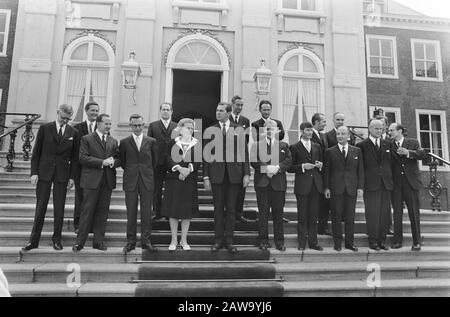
[354,156,358,159]
[386,150,390,153]
[68,137,73,141]
[281,150,285,153]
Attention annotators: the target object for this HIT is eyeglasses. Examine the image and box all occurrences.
[131,124,144,128]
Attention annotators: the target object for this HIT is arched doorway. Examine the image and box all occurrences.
[165,33,230,128]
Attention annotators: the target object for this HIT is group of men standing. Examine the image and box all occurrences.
[21,97,425,254]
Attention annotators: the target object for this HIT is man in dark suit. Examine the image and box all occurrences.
[147,103,177,221]
[120,114,158,253]
[251,100,289,224]
[311,113,331,236]
[251,100,285,143]
[388,123,425,251]
[73,114,120,252]
[288,122,324,251]
[203,103,251,253]
[22,104,79,251]
[325,112,356,148]
[73,101,99,233]
[324,126,364,252]
[357,119,394,251]
[230,95,251,223]
[251,120,292,251]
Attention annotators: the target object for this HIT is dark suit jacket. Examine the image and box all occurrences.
[288,141,324,195]
[230,113,250,145]
[391,138,425,191]
[251,140,292,192]
[311,130,328,153]
[325,129,356,148]
[324,145,364,196]
[357,138,394,192]
[119,135,158,192]
[79,133,120,190]
[203,122,250,184]
[73,121,96,182]
[30,122,79,182]
[147,120,177,166]
[251,118,285,142]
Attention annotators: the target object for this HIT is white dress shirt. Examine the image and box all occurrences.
[86,120,96,134]
[338,143,348,158]
[369,135,380,148]
[301,139,311,153]
[55,121,66,136]
[220,120,231,133]
[132,133,143,151]
[161,118,171,129]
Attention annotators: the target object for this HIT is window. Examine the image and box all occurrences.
[59,34,115,121]
[278,48,325,145]
[416,110,449,170]
[280,0,317,11]
[0,10,11,56]
[363,0,385,14]
[411,39,443,81]
[366,35,398,78]
[369,106,401,124]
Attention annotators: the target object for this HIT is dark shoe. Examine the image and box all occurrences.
[379,244,390,251]
[283,217,290,224]
[236,216,250,223]
[319,229,332,236]
[211,243,223,252]
[276,244,286,252]
[123,243,136,253]
[258,242,268,251]
[387,229,394,236]
[226,244,238,254]
[334,245,342,252]
[310,245,323,251]
[345,245,358,252]
[142,244,158,252]
[411,244,422,252]
[22,242,38,252]
[391,243,402,249]
[72,244,83,252]
[53,242,63,251]
[93,243,107,251]
[298,246,306,251]
[369,244,381,251]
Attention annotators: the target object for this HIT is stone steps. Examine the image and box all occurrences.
[283,279,450,297]
[1,216,448,234]
[1,204,447,222]
[8,283,136,297]
[1,231,448,248]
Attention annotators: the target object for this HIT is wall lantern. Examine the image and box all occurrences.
[253,59,272,109]
[121,52,141,105]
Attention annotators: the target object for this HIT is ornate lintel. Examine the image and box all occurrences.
[64,29,116,53]
[164,28,232,66]
[278,42,322,64]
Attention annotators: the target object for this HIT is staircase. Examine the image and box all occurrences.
[1,159,449,297]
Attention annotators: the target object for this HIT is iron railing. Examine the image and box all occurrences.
[0,113,41,172]
[427,153,450,212]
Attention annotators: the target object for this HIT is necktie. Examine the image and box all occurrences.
[88,123,92,134]
[222,123,226,136]
[397,141,401,148]
[268,139,272,155]
[342,146,346,159]
[375,139,380,151]
[136,136,141,151]
[58,125,63,143]
[306,141,311,153]
[235,115,239,124]
[102,134,106,148]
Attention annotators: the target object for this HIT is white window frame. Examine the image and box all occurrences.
[276,0,325,17]
[0,88,2,105]
[411,39,443,82]
[363,0,386,14]
[366,35,398,79]
[59,34,115,118]
[415,109,449,171]
[278,47,325,143]
[0,9,11,57]
[369,106,401,124]
[172,0,228,11]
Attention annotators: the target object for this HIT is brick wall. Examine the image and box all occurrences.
[365,26,450,211]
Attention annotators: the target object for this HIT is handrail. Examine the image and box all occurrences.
[0,112,41,171]
[0,113,41,140]
[428,153,450,166]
